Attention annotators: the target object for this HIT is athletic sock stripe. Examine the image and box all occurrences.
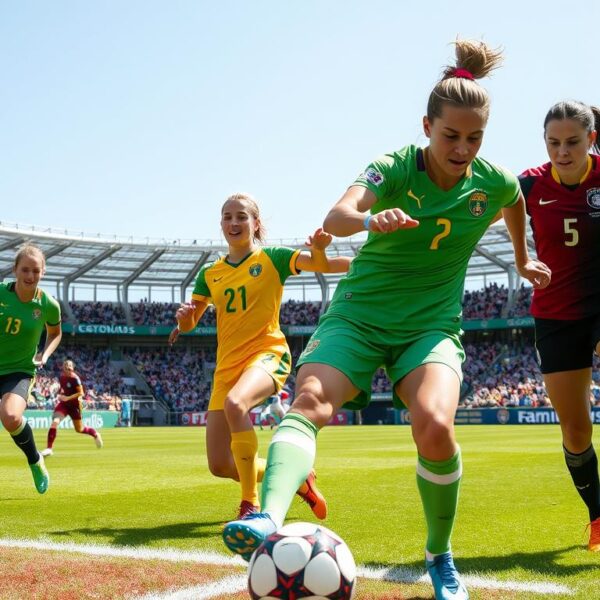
[270,430,315,458]
[416,462,462,485]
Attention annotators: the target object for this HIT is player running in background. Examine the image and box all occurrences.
[41,359,103,457]
[222,40,551,600]
[170,192,351,521]
[519,100,600,551]
[258,390,291,430]
[0,244,62,494]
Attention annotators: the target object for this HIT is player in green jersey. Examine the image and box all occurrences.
[0,244,62,494]
[223,40,552,600]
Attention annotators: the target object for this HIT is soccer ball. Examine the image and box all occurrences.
[247,522,356,599]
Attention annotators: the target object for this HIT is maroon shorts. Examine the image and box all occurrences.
[54,399,83,421]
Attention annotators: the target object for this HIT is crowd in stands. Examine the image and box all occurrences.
[66,284,537,328]
[69,302,127,325]
[124,346,215,412]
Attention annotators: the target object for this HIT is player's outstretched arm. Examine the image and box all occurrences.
[323,186,418,237]
[296,228,353,273]
[502,194,551,289]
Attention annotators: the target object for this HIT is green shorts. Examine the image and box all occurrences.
[296,315,465,410]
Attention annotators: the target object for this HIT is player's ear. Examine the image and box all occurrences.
[423,116,431,139]
[589,129,597,148]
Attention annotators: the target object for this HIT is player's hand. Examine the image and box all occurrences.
[305,227,333,251]
[168,327,180,346]
[33,353,46,368]
[517,259,552,289]
[175,302,195,321]
[367,208,419,233]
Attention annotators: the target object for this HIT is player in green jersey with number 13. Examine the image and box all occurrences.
[223,40,552,600]
[0,244,62,494]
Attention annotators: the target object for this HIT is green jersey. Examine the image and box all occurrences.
[0,282,61,376]
[325,145,519,340]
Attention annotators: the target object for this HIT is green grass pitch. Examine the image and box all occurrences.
[0,425,599,599]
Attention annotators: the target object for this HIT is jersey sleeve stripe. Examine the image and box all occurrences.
[191,293,210,302]
[289,249,302,275]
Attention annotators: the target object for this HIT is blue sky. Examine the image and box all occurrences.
[1,1,597,244]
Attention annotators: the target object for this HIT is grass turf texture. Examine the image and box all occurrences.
[0,425,598,599]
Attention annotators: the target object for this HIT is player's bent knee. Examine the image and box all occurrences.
[413,415,453,447]
[223,395,247,421]
[292,391,332,428]
[208,461,238,480]
[1,412,23,432]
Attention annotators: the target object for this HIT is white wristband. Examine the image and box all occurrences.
[363,214,372,230]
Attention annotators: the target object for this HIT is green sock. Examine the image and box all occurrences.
[261,413,318,527]
[416,449,462,556]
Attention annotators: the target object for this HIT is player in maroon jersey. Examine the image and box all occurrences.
[519,100,600,551]
[40,359,103,456]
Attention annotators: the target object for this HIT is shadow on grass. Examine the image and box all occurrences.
[363,544,599,580]
[49,520,225,546]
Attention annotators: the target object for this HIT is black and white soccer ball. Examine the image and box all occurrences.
[247,522,356,599]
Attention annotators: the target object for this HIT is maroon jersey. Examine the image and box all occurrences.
[519,154,600,319]
[59,372,83,398]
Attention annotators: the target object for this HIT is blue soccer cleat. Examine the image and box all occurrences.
[426,551,469,600]
[222,512,277,561]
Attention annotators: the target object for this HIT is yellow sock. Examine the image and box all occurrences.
[257,458,266,482]
[231,429,259,505]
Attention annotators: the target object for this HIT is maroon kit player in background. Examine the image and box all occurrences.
[41,359,103,456]
[519,100,600,551]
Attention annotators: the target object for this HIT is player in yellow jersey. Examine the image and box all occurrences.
[170,192,351,523]
[0,244,62,494]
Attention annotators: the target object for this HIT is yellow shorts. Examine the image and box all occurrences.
[208,347,291,411]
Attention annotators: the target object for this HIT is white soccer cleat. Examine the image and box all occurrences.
[94,433,104,449]
[40,448,53,457]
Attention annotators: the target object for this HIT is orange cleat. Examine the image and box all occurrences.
[296,470,327,520]
[237,500,260,519]
[588,517,600,552]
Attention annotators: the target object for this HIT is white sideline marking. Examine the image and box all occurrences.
[358,565,573,595]
[0,538,573,596]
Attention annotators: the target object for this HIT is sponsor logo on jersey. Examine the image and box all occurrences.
[538,198,558,206]
[407,189,425,209]
[249,263,262,277]
[32,308,42,320]
[468,191,488,217]
[303,339,320,354]
[586,187,600,210]
[360,168,384,187]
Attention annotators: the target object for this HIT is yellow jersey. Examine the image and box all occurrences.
[192,246,300,372]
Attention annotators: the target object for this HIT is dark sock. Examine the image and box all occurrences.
[82,427,97,437]
[564,445,600,521]
[47,428,57,449]
[10,421,40,465]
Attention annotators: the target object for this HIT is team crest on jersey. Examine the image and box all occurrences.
[586,188,600,210]
[468,191,488,217]
[32,308,42,320]
[360,167,384,187]
[248,263,262,277]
